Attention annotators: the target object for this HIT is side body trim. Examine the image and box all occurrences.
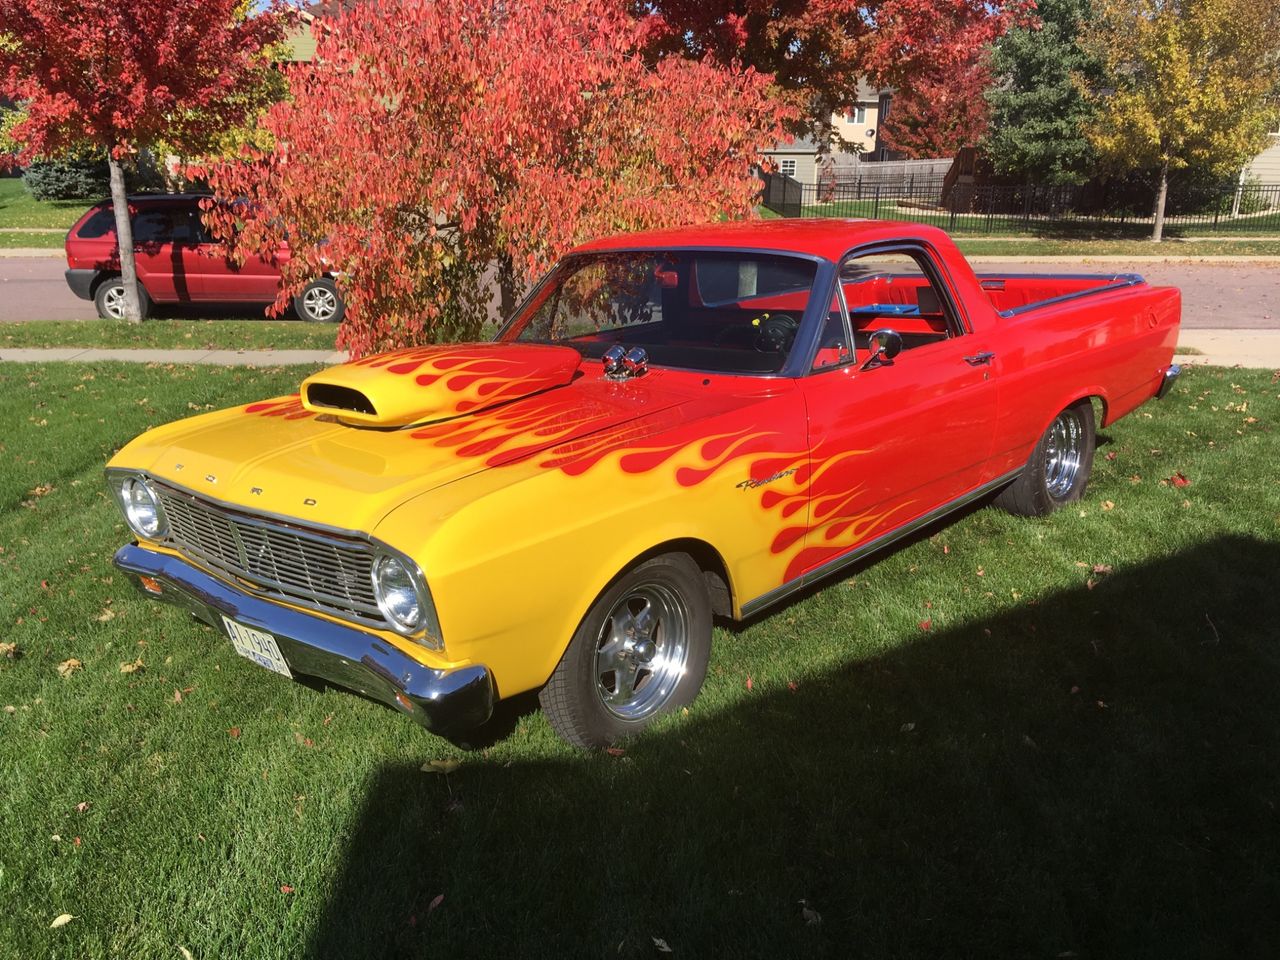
[739,467,1022,618]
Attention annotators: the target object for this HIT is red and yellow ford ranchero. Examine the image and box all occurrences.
[106,220,1181,747]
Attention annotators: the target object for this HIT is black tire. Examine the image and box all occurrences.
[93,276,151,321]
[540,553,713,749]
[995,400,1096,516]
[293,277,345,324]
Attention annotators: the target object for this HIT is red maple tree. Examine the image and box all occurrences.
[0,0,289,321]
[636,0,1028,143]
[200,0,793,358]
[877,53,997,159]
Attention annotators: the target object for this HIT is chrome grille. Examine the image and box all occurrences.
[153,483,383,624]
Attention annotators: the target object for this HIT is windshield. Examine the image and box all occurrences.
[499,250,820,374]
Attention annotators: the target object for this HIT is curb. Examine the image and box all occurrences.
[965,255,1280,265]
[0,248,64,258]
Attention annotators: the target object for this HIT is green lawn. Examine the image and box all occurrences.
[2,320,340,351]
[2,363,1279,958]
[0,231,65,249]
[0,178,93,230]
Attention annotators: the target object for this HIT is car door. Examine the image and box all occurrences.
[130,204,202,303]
[193,210,285,305]
[792,245,1000,579]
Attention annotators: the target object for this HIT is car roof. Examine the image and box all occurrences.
[571,218,949,263]
[86,193,212,208]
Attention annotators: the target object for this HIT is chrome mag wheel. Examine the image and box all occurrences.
[1044,408,1084,499]
[593,582,690,721]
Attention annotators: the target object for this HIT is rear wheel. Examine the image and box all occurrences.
[996,400,1096,516]
[540,553,712,749]
[94,276,151,321]
[294,278,345,324]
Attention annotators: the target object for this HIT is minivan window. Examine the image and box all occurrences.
[76,208,116,239]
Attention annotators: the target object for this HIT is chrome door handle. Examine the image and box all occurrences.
[964,352,995,366]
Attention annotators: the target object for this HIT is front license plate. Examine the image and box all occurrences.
[222,616,293,679]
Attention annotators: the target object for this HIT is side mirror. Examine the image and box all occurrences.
[861,328,903,371]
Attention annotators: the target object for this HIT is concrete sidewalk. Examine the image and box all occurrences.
[1171,330,1280,369]
[1,331,1278,368]
[0,347,346,365]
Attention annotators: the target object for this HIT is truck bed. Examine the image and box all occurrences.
[976,273,1145,316]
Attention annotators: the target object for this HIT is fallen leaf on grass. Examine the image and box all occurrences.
[279,885,295,894]
[918,619,932,631]
[75,801,90,814]
[0,642,18,659]
[427,893,444,914]
[1101,500,1115,511]
[652,937,673,953]
[800,900,823,926]
[178,948,195,960]
[228,727,241,739]
[900,722,916,733]
[1105,451,1117,461]
[1169,471,1191,488]
[119,658,144,674]
[57,659,82,678]
[606,747,626,757]
[49,914,76,929]
[1092,564,1113,575]
[420,759,461,775]
[745,676,753,691]
[94,607,116,623]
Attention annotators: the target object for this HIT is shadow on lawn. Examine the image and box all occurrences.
[304,535,1280,959]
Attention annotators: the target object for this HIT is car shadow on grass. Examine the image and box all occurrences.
[303,534,1280,960]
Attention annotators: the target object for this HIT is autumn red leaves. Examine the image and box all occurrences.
[199,0,794,356]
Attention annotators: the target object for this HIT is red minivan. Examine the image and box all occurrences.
[64,194,345,323]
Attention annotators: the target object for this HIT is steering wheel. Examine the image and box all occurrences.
[751,312,799,353]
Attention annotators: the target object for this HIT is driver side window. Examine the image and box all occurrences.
[838,250,960,358]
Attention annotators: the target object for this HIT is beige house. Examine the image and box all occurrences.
[762,82,897,186]
[1247,125,1280,182]
[828,80,884,154]
[282,1,361,62]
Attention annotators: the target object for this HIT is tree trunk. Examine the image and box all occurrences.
[107,154,144,322]
[497,253,520,324]
[1230,167,1246,219]
[1151,158,1169,243]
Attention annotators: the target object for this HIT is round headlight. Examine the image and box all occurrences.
[372,554,422,632]
[121,477,166,538]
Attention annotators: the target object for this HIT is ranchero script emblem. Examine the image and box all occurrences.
[736,467,798,491]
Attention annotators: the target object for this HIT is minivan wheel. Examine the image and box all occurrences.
[294,278,345,324]
[94,276,151,321]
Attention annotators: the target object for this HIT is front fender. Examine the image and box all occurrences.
[373,397,810,698]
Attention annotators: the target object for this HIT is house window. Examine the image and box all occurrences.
[780,159,797,177]
[847,105,867,124]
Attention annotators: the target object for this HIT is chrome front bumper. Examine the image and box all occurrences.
[113,544,495,734]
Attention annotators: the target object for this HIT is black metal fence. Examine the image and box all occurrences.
[759,172,1280,237]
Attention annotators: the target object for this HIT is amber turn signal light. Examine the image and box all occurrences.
[139,576,163,595]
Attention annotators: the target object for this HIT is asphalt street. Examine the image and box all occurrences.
[2,254,1277,329]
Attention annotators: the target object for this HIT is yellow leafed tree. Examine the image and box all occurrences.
[1083,0,1280,241]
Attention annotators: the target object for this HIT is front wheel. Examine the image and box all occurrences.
[995,400,1096,516]
[294,278,345,324]
[540,553,712,749]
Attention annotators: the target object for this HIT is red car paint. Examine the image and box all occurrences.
[63,194,291,312]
